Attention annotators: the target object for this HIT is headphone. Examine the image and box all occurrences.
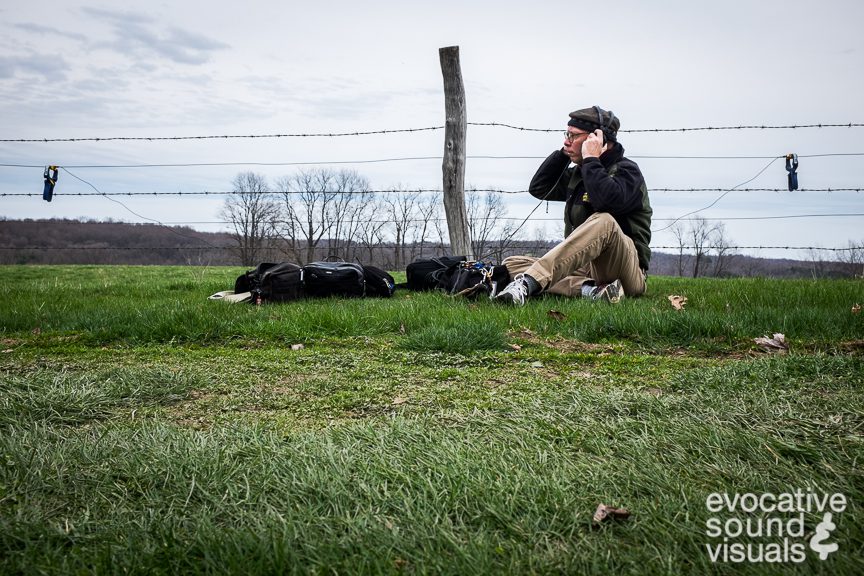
[593,105,617,144]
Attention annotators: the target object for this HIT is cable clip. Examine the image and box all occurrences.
[43,165,59,202]
[785,154,798,191]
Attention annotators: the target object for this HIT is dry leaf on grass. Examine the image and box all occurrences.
[853,304,861,315]
[391,397,408,406]
[668,295,687,311]
[593,504,631,524]
[547,309,567,321]
[754,333,788,352]
[290,344,305,351]
[509,343,523,352]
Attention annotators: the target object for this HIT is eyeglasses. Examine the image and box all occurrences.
[564,131,589,143]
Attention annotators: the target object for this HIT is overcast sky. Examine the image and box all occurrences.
[1,0,862,259]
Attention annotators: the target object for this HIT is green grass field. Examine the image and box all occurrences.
[1,265,862,575]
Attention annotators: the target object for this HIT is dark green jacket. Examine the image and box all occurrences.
[528,144,653,270]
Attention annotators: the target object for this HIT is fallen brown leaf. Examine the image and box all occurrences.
[290,344,305,351]
[754,333,789,353]
[853,304,861,315]
[547,309,566,321]
[668,295,687,311]
[593,503,631,524]
[399,323,406,335]
[508,343,522,352]
[392,397,408,405]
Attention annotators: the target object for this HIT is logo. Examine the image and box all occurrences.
[809,513,839,560]
[704,488,845,564]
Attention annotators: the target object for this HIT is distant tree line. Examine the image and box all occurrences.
[219,169,529,268]
[1,168,862,279]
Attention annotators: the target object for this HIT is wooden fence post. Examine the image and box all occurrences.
[439,46,474,259]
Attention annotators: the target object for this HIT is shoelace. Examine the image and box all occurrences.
[508,277,529,300]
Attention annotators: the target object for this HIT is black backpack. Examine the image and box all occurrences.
[403,256,466,291]
[303,261,366,298]
[233,262,303,304]
[439,261,511,297]
[258,262,303,302]
[362,265,396,297]
[234,262,276,294]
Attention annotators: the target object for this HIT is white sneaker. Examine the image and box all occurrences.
[493,274,531,306]
[589,279,624,303]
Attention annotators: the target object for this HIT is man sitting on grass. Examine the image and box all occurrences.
[495,106,653,306]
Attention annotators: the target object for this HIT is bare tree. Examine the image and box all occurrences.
[670,221,688,277]
[324,170,371,260]
[383,187,421,270]
[356,199,389,265]
[466,188,495,259]
[274,168,372,264]
[806,247,830,279]
[689,216,721,278]
[220,171,278,266]
[710,221,736,277]
[466,188,525,262]
[411,194,442,261]
[483,220,522,263]
[669,217,734,277]
[275,169,331,264]
[837,239,864,277]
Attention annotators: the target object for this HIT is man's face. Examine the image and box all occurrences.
[563,128,591,163]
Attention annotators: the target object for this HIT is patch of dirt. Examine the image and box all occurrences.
[834,340,864,354]
[508,330,620,355]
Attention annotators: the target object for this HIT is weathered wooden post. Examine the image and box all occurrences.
[439,46,474,259]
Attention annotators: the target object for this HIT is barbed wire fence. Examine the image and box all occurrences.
[1,121,863,274]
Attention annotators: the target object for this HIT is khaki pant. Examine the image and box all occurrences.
[503,212,646,297]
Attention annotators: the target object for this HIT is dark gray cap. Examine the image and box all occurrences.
[568,107,620,141]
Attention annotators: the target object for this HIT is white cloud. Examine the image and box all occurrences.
[81,6,229,65]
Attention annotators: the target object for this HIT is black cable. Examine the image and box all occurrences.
[58,168,220,249]
[651,157,785,233]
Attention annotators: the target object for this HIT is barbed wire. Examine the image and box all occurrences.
[2,122,862,143]
[470,122,864,134]
[0,152,864,170]
[3,120,862,258]
[3,187,864,198]
[1,245,859,252]
[3,153,864,171]
[0,126,445,143]
[6,213,862,226]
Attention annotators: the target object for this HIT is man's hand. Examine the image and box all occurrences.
[581,129,608,159]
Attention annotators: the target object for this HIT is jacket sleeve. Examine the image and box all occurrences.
[528,149,572,202]
[580,157,645,214]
